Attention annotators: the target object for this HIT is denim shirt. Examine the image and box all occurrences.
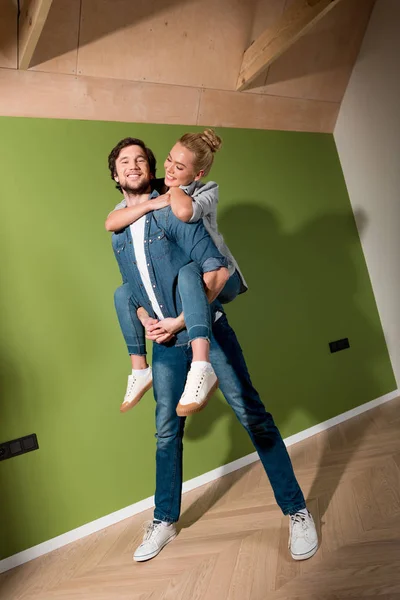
[114,182,247,294]
[112,192,228,347]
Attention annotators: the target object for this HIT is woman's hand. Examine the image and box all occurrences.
[149,193,171,211]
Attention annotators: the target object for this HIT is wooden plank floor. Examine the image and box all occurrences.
[1,397,400,599]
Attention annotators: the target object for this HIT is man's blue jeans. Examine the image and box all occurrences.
[152,313,306,522]
[114,263,241,355]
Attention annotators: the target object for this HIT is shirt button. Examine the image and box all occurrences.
[144,240,147,243]
[147,263,150,267]
[153,285,156,288]
[146,219,149,223]
[149,239,152,243]
[160,305,163,308]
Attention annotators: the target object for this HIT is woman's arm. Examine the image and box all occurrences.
[169,187,194,222]
[105,194,171,232]
[169,182,219,224]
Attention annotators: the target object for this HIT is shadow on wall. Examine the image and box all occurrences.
[181,202,388,528]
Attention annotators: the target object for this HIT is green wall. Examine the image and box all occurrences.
[0,117,395,560]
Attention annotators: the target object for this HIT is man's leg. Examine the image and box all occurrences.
[114,283,152,412]
[153,343,190,522]
[210,314,318,560]
[133,342,190,562]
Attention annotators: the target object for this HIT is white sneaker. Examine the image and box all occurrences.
[176,364,218,417]
[289,510,318,560]
[120,368,153,413]
[133,520,177,562]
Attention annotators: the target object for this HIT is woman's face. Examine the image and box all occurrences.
[164,142,203,187]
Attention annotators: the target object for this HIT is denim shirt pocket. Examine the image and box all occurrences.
[148,229,168,259]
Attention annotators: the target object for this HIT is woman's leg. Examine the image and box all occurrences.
[177,266,241,362]
[177,262,212,362]
[114,283,147,358]
[217,270,241,304]
[176,263,217,416]
[114,283,152,412]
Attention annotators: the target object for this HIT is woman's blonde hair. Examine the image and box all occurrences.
[178,128,222,177]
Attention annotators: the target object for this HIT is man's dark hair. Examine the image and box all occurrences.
[108,137,157,193]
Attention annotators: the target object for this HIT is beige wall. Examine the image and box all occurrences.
[0,0,374,131]
[334,0,400,384]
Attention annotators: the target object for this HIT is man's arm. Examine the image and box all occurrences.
[105,194,171,232]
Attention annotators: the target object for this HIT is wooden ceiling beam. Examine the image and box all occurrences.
[236,0,345,91]
[18,0,53,69]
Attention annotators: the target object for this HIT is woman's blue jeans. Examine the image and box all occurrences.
[114,263,241,356]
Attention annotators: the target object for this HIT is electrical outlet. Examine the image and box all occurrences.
[0,434,39,461]
[329,338,350,353]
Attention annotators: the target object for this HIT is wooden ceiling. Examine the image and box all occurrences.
[0,0,376,131]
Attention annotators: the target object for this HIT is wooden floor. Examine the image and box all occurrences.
[1,397,400,600]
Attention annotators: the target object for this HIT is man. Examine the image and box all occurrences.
[107,137,318,563]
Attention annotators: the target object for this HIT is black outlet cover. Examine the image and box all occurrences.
[329,338,350,353]
[0,434,39,461]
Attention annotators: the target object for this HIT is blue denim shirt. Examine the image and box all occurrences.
[112,192,228,347]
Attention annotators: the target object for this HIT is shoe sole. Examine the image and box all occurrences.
[133,532,177,562]
[176,380,219,417]
[120,381,153,413]
[291,542,318,561]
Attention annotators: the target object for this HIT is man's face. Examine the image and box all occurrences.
[114,145,152,194]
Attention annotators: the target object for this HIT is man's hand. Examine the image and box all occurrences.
[137,307,177,344]
[203,267,230,303]
[149,193,171,211]
[137,307,158,329]
[145,320,175,344]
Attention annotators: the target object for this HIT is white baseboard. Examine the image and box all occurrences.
[1,388,397,574]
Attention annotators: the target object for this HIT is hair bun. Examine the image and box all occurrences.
[200,129,222,153]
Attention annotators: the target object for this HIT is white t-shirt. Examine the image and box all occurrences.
[130,216,165,320]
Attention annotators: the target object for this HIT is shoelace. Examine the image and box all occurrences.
[142,520,161,542]
[288,512,309,546]
[290,512,308,526]
[126,376,137,395]
[183,369,207,400]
